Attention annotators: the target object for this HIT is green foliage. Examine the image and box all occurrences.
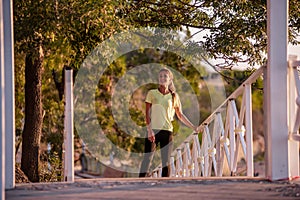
[14,53,25,136]
[222,69,256,95]
[222,69,264,111]
[39,151,62,182]
[125,0,300,68]
[14,0,132,180]
[200,0,268,66]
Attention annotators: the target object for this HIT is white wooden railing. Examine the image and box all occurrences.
[288,57,300,178]
[151,66,265,178]
[73,58,300,179]
[288,58,300,141]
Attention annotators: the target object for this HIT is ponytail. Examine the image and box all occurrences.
[168,80,176,107]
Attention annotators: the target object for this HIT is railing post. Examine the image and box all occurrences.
[288,55,299,178]
[215,113,224,176]
[170,156,176,177]
[192,134,200,177]
[64,69,74,182]
[158,167,162,178]
[185,142,193,177]
[202,126,208,177]
[265,0,289,180]
[176,149,183,177]
[0,0,5,196]
[205,125,217,176]
[182,144,188,177]
[231,100,241,173]
[3,0,14,190]
[228,100,235,175]
[245,84,254,177]
[152,171,157,178]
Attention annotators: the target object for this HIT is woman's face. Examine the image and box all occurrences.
[158,70,172,87]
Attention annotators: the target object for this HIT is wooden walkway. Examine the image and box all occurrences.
[6,177,300,200]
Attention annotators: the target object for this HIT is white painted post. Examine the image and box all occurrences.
[176,149,183,177]
[185,142,193,177]
[288,55,299,178]
[228,100,235,174]
[203,126,209,177]
[152,172,157,178]
[266,0,289,180]
[193,134,199,177]
[182,144,188,177]
[0,0,6,198]
[245,84,253,177]
[217,112,228,176]
[205,125,217,176]
[158,167,162,178]
[215,113,222,176]
[64,69,74,182]
[170,156,176,177]
[195,133,203,176]
[3,0,15,189]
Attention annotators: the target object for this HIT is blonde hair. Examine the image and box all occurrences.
[159,68,177,106]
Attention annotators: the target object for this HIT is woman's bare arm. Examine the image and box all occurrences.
[145,102,155,142]
[175,107,198,132]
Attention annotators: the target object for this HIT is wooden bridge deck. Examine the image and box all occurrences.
[6,177,300,200]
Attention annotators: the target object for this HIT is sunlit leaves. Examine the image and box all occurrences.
[126,0,299,68]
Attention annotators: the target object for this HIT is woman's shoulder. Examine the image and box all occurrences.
[146,89,158,97]
[148,89,158,93]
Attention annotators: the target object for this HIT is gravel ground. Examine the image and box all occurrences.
[6,177,300,200]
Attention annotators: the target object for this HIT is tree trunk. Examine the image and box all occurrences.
[21,45,44,182]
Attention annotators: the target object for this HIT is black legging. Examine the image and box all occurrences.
[139,129,173,177]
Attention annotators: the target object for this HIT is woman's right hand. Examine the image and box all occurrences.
[195,125,203,133]
[148,129,155,143]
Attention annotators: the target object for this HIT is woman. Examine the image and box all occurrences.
[139,67,199,177]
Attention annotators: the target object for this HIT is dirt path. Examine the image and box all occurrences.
[6,177,300,200]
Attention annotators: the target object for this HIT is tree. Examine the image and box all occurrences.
[13,0,130,182]
[125,0,300,68]
[14,0,50,181]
